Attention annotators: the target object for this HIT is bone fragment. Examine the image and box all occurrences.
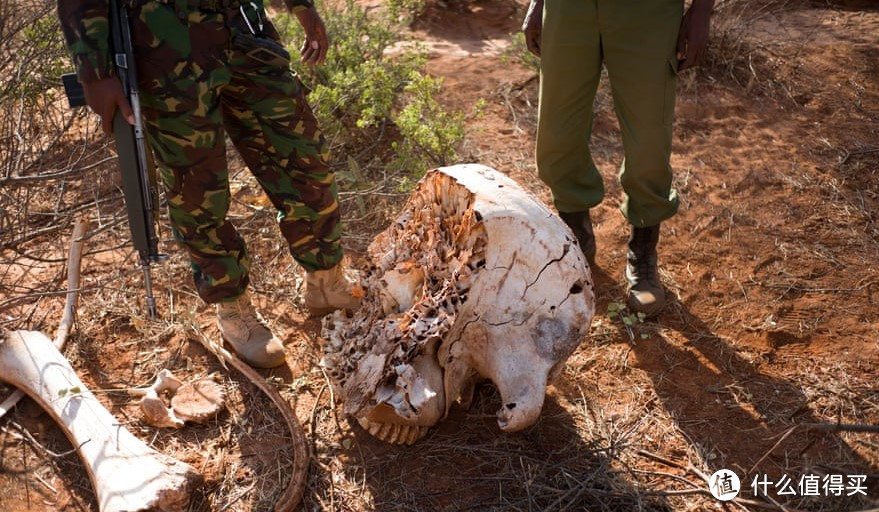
[171,378,225,423]
[129,370,185,429]
[0,331,202,512]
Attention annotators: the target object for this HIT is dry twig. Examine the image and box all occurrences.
[191,324,310,512]
[0,215,89,419]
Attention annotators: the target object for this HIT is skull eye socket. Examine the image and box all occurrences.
[569,281,584,294]
[505,402,517,410]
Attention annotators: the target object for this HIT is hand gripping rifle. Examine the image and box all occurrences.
[62,0,165,317]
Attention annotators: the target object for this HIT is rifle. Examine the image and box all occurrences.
[62,0,164,318]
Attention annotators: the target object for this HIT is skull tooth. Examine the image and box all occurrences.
[387,423,403,444]
[404,426,420,445]
[376,422,393,440]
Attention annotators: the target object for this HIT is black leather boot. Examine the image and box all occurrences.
[559,211,596,265]
[625,224,665,317]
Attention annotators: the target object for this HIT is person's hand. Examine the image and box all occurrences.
[82,76,134,135]
[676,0,714,71]
[521,0,544,57]
[294,7,328,66]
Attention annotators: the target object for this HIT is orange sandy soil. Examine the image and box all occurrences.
[0,0,876,511]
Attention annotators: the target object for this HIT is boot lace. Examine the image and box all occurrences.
[629,228,658,283]
[221,301,267,337]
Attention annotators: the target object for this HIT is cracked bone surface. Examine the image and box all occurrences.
[322,164,595,444]
[0,331,202,512]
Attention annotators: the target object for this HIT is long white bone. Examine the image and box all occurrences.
[0,330,201,512]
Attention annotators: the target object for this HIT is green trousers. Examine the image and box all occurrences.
[536,0,683,227]
[129,2,342,303]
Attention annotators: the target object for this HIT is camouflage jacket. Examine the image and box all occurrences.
[57,0,113,83]
[57,0,313,83]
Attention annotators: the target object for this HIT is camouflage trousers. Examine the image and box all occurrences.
[129,1,342,303]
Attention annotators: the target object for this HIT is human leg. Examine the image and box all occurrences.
[133,5,283,366]
[221,12,358,315]
[132,4,251,303]
[601,0,683,314]
[600,0,682,228]
[536,0,604,260]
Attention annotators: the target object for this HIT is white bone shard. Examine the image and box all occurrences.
[321,164,595,444]
[129,369,185,428]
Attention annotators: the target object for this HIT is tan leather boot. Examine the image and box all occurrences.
[216,292,285,368]
[305,264,362,317]
[625,224,666,317]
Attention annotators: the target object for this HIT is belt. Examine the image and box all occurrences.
[130,0,242,11]
[191,0,242,10]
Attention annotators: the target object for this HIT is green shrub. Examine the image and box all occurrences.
[274,0,466,190]
[505,32,541,74]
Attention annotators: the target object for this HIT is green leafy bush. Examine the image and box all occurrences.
[274,0,466,190]
[505,32,541,73]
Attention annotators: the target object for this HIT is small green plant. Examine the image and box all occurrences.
[393,72,466,170]
[386,0,427,21]
[504,32,541,74]
[607,302,648,341]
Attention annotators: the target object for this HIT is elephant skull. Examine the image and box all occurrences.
[321,164,595,444]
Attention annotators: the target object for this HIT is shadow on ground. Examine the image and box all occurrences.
[348,387,672,512]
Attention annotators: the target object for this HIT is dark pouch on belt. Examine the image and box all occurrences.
[232,32,291,68]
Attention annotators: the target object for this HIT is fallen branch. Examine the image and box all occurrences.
[747,425,798,476]
[1,419,86,458]
[192,324,309,512]
[0,156,116,185]
[0,214,89,419]
[802,422,879,434]
[839,147,879,166]
[635,449,811,512]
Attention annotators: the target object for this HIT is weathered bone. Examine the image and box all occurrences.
[129,369,185,428]
[0,330,202,512]
[128,370,226,428]
[171,378,226,423]
[322,164,595,444]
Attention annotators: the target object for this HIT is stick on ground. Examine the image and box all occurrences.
[192,325,310,512]
[0,214,89,419]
